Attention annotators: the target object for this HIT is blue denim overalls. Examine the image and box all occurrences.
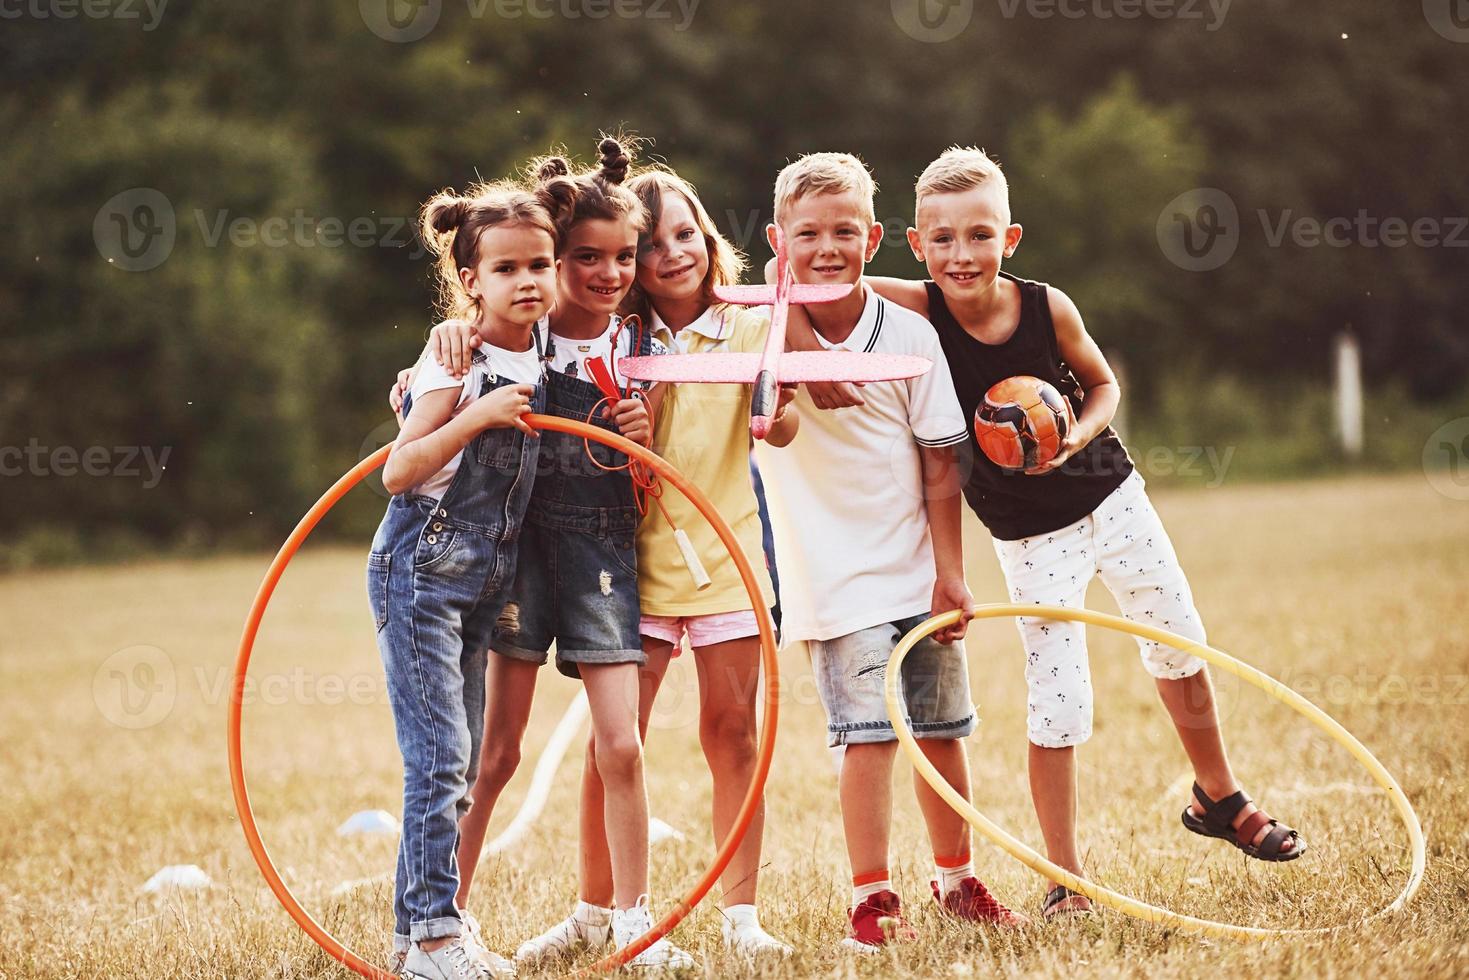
[490,318,652,677]
[367,334,546,945]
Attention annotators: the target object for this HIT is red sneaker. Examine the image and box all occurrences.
[841,890,918,951]
[931,877,1031,928]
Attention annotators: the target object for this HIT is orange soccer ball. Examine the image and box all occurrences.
[974,375,1075,470]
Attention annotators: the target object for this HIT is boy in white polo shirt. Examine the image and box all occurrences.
[757,153,1028,949]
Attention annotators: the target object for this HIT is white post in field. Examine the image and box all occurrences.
[1335,332,1364,459]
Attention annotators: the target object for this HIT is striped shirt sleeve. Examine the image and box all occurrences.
[908,322,969,448]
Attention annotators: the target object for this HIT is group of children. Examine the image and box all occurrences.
[370,136,1307,979]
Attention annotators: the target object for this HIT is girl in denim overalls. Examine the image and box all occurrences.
[371,180,567,980]
[400,139,695,970]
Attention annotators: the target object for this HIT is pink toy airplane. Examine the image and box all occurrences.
[617,226,933,439]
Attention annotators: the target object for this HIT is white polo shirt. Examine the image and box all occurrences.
[754,285,968,644]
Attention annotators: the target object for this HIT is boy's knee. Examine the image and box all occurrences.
[1141,637,1207,680]
[1027,700,1092,748]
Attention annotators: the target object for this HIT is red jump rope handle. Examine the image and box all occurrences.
[584,356,622,404]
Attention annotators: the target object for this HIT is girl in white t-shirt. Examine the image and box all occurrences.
[372,179,560,979]
[394,138,694,971]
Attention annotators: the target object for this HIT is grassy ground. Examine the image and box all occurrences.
[3,473,1467,978]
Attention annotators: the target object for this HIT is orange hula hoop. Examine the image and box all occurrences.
[227,415,780,977]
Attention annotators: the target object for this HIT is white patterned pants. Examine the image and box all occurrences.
[991,471,1206,748]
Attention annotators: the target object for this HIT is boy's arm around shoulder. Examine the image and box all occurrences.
[866,276,930,320]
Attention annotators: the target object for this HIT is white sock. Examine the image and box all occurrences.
[574,899,613,925]
[722,903,761,931]
[936,859,974,895]
[853,878,893,904]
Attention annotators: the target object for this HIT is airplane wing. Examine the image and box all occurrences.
[619,353,762,383]
[777,351,932,382]
[786,283,855,304]
[712,284,778,307]
[618,351,932,384]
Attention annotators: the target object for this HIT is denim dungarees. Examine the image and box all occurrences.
[491,319,653,677]
[366,335,547,945]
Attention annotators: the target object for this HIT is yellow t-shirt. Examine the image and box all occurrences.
[637,304,777,616]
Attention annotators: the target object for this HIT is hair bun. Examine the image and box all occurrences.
[536,177,578,224]
[536,156,572,182]
[597,137,632,185]
[427,195,470,236]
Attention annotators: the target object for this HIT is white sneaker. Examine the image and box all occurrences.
[514,901,613,966]
[401,937,494,980]
[720,905,793,958]
[389,948,408,976]
[459,910,515,977]
[611,895,696,971]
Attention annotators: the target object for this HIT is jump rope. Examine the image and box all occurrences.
[573,312,710,591]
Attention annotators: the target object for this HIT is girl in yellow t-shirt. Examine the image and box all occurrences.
[514,167,799,964]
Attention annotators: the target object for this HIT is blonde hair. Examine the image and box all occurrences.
[914,146,1011,220]
[419,179,566,323]
[624,166,747,324]
[773,152,877,225]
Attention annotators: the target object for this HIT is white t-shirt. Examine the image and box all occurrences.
[548,315,667,388]
[753,286,968,644]
[407,329,542,501]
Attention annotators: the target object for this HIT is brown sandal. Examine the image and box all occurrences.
[1181,782,1306,862]
[1041,884,1093,919]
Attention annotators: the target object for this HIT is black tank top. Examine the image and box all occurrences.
[925,274,1133,541]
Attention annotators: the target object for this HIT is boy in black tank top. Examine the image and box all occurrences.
[802,147,1306,917]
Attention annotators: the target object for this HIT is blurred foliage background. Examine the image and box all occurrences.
[2,0,1466,566]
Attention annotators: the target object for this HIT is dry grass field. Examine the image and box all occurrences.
[3,473,1467,978]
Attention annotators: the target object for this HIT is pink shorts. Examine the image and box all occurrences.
[639,609,761,651]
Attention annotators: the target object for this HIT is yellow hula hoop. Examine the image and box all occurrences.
[885,604,1426,940]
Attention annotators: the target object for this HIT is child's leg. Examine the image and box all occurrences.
[382,619,478,947]
[809,622,911,883]
[580,660,652,909]
[455,653,542,906]
[992,521,1098,896]
[1028,742,1083,880]
[691,634,765,907]
[839,741,899,879]
[578,638,675,906]
[1097,474,1297,854]
[897,622,980,863]
[912,738,972,862]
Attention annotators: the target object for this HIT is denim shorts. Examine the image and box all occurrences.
[808,614,976,747]
[490,516,645,679]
